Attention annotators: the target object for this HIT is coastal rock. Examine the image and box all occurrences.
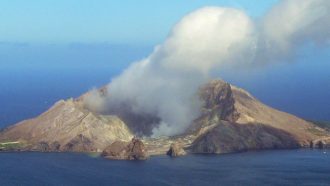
[32,141,61,152]
[102,138,149,160]
[63,134,97,152]
[50,141,61,151]
[166,143,186,157]
[191,121,301,154]
[33,142,50,152]
[102,141,130,159]
[310,138,330,149]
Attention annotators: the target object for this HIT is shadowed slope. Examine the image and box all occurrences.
[191,121,300,154]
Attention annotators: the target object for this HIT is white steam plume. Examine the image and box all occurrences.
[84,0,330,137]
[257,0,330,62]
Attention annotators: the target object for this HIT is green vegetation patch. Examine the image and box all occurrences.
[0,141,24,151]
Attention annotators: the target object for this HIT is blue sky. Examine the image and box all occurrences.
[0,0,278,45]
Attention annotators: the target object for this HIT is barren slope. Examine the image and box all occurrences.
[0,79,328,154]
[0,99,133,152]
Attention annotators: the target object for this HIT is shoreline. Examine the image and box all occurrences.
[1,146,328,158]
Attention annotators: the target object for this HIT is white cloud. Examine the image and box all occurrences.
[84,1,330,137]
[257,0,330,61]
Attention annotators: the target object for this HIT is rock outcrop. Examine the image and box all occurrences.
[310,138,330,149]
[33,142,51,152]
[50,141,61,151]
[167,143,186,157]
[62,134,97,152]
[199,80,239,122]
[102,138,149,160]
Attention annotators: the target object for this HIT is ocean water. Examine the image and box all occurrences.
[0,149,329,186]
[0,44,329,129]
[0,44,152,128]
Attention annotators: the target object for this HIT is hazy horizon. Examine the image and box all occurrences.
[1,0,330,129]
[0,43,329,128]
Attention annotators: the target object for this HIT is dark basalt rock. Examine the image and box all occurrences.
[31,141,61,152]
[102,141,129,159]
[34,141,50,152]
[50,141,61,151]
[310,139,330,149]
[102,138,148,160]
[200,80,239,123]
[167,143,186,157]
[63,134,96,152]
[318,141,325,149]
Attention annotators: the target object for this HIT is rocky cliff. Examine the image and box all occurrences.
[101,138,148,160]
[0,79,328,158]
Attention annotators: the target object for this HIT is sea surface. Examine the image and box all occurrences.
[0,149,329,186]
[0,44,329,129]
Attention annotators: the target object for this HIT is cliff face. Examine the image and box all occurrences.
[101,138,148,160]
[199,80,239,123]
[0,79,328,156]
